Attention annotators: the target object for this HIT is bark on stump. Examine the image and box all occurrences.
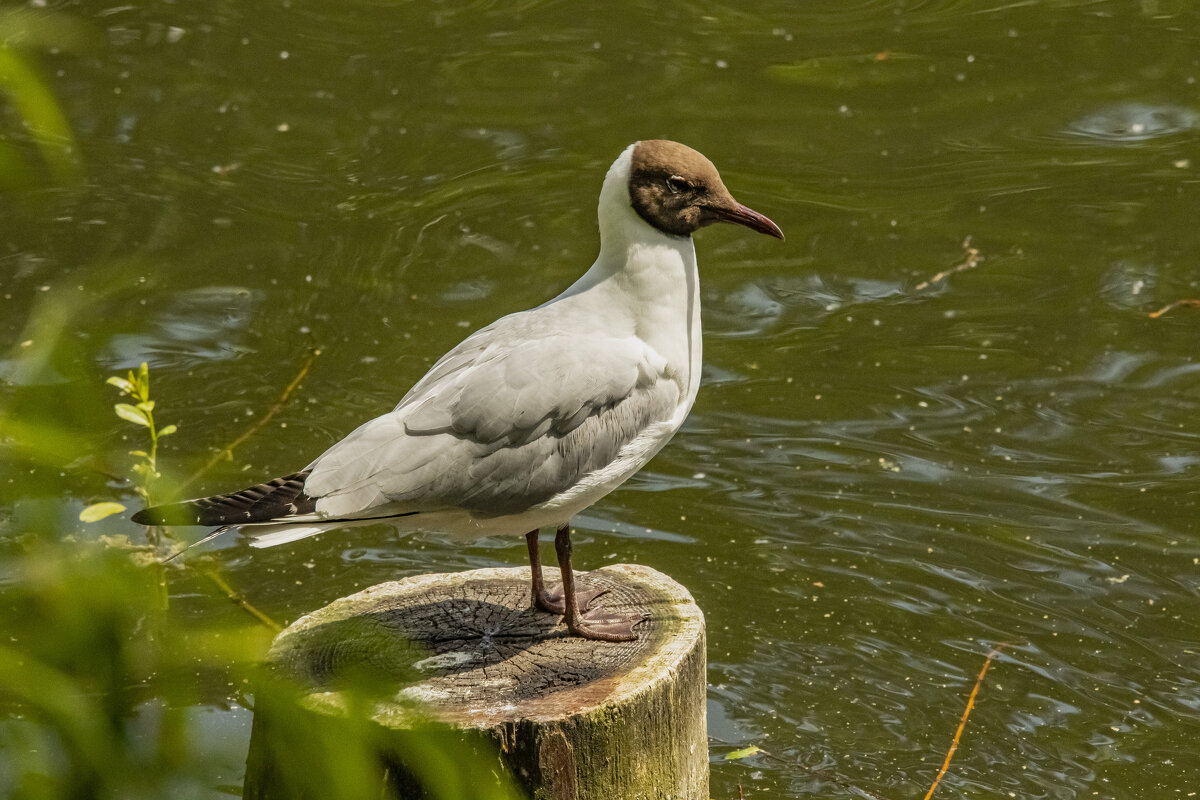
[243,563,707,800]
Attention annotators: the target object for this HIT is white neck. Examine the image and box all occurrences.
[550,145,704,406]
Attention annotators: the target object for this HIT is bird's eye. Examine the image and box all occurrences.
[666,175,691,194]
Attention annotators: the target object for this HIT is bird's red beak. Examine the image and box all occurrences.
[708,202,785,240]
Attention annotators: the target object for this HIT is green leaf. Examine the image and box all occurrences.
[79,502,126,522]
[106,376,134,393]
[113,403,150,427]
[157,424,177,437]
[136,400,155,413]
[724,746,763,761]
[128,450,148,458]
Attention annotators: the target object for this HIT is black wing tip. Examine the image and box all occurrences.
[131,504,203,526]
[131,470,315,528]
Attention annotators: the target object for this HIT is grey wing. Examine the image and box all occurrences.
[303,323,681,518]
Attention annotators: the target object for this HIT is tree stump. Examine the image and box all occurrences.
[243,563,707,800]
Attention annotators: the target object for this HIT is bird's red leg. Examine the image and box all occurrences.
[527,529,561,614]
[554,523,642,642]
[527,527,607,614]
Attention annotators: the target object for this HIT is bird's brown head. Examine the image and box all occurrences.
[627,139,784,241]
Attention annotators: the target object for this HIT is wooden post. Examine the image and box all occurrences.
[243,563,707,800]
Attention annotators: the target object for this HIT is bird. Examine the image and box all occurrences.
[133,139,784,641]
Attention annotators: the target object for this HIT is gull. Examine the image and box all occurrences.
[134,140,784,641]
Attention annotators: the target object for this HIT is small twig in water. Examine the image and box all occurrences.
[182,345,322,489]
[1148,299,1200,319]
[923,642,1013,800]
[199,564,282,632]
[915,237,983,291]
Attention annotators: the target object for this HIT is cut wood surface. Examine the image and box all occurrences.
[245,563,707,800]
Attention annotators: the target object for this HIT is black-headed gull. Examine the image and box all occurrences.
[134,140,784,641]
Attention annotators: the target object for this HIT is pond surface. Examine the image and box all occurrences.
[4,0,1200,797]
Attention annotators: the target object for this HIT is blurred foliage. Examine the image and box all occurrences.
[0,539,524,799]
[0,541,267,798]
[247,671,526,800]
[1,253,523,800]
[0,6,97,190]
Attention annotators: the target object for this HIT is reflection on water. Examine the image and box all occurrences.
[1067,102,1200,143]
[3,0,1200,797]
[104,286,261,369]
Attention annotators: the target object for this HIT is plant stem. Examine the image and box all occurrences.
[200,567,282,632]
[182,346,321,490]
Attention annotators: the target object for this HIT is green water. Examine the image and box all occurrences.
[4,0,1200,796]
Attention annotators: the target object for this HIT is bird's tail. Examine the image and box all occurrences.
[132,470,315,527]
[134,469,419,561]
